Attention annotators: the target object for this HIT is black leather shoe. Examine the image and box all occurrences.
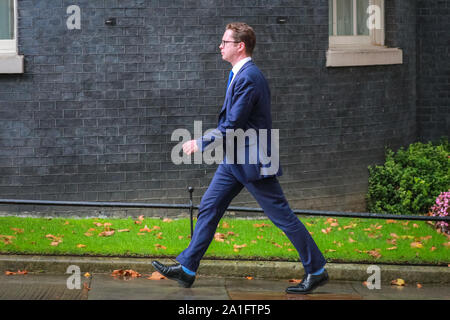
[152,261,195,288]
[286,269,329,294]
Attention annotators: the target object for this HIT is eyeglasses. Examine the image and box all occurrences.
[220,40,240,47]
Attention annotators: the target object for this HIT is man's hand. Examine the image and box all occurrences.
[182,140,199,155]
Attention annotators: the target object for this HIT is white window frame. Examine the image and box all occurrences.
[0,0,17,53]
[327,0,402,67]
[0,0,23,73]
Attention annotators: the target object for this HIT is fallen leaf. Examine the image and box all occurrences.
[112,269,141,278]
[84,272,91,278]
[214,233,226,242]
[367,249,382,259]
[386,220,397,224]
[257,235,263,240]
[233,244,247,250]
[321,227,332,234]
[386,246,397,250]
[417,283,422,289]
[118,229,130,232]
[325,249,336,253]
[430,246,437,251]
[273,242,283,248]
[343,222,357,229]
[84,232,93,237]
[413,224,419,228]
[98,230,115,237]
[50,241,60,246]
[10,228,24,234]
[178,236,184,240]
[245,276,253,280]
[93,222,103,227]
[163,218,173,223]
[387,238,397,245]
[5,270,27,276]
[138,215,144,221]
[77,244,86,248]
[390,233,399,238]
[391,278,405,286]
[410,242,423,249]
[147,271,167,280]
[289,279,302,283]
[222,222,230,228]
[253,223,271,228]
[442,242,450,247]
[155,244,167,250]
[0,235,15,245]
[139,225,152,233]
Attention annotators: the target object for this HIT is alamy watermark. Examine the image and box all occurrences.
[66,265,81,290]
[171,121,280,175]
[366,265,381,289]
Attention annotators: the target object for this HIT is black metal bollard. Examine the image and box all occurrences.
[188,187,194,239]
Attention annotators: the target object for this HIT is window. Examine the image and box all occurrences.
[327,0,402,67]
[0,0,16,53]
[0,0,23,73]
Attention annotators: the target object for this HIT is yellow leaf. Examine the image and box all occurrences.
[391,278,405,286]
[386,246,397,250]
[118,229,129,232]
[410,242,423,249]
[84,272,91,278]
[77,244,86,248]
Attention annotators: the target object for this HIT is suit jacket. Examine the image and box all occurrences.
[198,60,282,184]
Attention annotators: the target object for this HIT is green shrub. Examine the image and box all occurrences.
[366,138,450,215]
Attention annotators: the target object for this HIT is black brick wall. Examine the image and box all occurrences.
[416,0,450,143]
[0,0,436,217]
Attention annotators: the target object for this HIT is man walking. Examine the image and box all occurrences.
[153,22,328,294]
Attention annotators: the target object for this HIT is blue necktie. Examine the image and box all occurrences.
[226,70,234,90]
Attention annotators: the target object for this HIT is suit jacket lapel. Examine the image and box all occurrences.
[219,61,254,118]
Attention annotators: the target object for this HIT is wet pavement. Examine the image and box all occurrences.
[1,273,449,300]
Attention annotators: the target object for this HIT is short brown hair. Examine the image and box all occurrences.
[226,22,256,56]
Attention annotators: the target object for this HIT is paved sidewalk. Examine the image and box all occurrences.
[0,272,449,300]
[1,254,449,284]
[1,254,449,301]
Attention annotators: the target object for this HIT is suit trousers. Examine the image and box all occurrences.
[176,164,326,274]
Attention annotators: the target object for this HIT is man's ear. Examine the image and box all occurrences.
[238,42,246,53]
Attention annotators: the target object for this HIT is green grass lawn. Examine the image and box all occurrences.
[0,215,448,265]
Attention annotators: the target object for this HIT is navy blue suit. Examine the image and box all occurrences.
[176,60,326,274]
